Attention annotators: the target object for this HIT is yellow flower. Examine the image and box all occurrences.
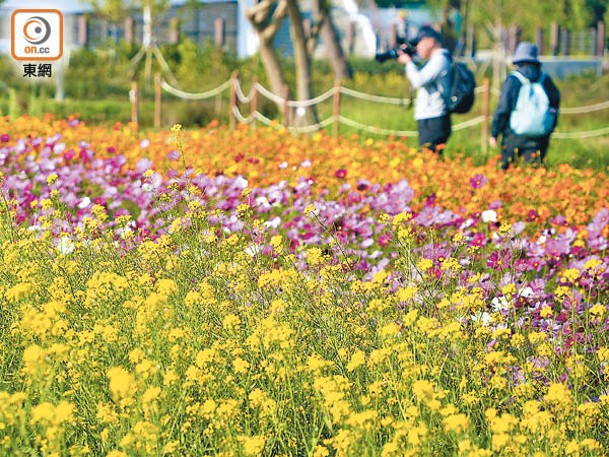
[561,268,580,283]
[544,383,573,407]
[96,403,119,425]
[243,435,266,455]
[107,367,136,401]
[590,303,606,317]
[270,235,283,251]
[54,401,74,423]
[106,451,128,457]
[346,350,366,371]
[30,402,55,424]
[584,258,602,270]
[200,399,217,418]
[312,445,330,457]
[128,348,144,364]
[163,369,180,387]
[397,286,417,301]
[23,344,45,366]
[306,354,331,373]
[163,441,179,454]
[539,305,553,318]
[304,204,317,216]
[306,247,325,266]
[223,314,241,330]
[412,379,435,403]
[142,387,161,407]
[196,348,215,367]
[233,357,250,374]
[46,173,58,185]
[443,413,469,433]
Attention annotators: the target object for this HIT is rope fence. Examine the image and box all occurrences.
[138,72,609,142]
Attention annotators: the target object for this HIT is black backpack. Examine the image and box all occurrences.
[446,61,476,114]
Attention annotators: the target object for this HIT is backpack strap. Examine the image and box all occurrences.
[510,70,529,84]
[511,70,546,85]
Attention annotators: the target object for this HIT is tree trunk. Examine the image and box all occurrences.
[286,0,319,127]
[311,0,352,80]
[320,14,352,79]
[258,37,286,98]
[244,0,289,113]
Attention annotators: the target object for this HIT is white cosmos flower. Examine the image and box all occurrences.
[57,237,74,255]
[78,197,91,209]
[244,244,260,257]
[481,209,497,223]
[471,312,492,326]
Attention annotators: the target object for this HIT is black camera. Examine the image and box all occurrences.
[375,43,415,63]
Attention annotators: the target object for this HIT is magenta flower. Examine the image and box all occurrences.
[527,209,540,222]
[469,173,487,189]
[1,134,9,142]
[335,168,347,179]
[486,250,511,270]
[168,150,180,161]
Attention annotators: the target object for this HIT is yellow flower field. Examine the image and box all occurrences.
[0,116,608,456]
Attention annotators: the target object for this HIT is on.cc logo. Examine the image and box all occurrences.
[23,16,52,45]
[11,9,63,61]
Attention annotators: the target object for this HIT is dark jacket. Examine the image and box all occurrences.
[491,64,560,148]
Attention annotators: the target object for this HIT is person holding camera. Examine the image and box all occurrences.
[490,42,560,170]
[397,25,453,153]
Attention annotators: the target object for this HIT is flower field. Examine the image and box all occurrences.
[1,114,609,456]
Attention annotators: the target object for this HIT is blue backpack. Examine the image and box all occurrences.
[509,71,556,137]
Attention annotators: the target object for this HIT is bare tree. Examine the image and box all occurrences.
[310,0,352,80]
[244,0,289,98]
[245,0,353,127]
[86,0,178,85]
[285,0,319,125]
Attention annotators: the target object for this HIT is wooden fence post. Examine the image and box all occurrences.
[282,84,290,127]
[597,21,606,57]
[481,78,490,155]
[333,80,341,136]
[169,18,180,44]
[154,73,161,129]
[215,18,225,48]
[251,77,258,130]
[550,22,560,56]
[561,28,571,56]
[508,25,520,54]
[124,17,134,45]
[535,28,544,55]
[130,80,139,128]
[229,71,238,130]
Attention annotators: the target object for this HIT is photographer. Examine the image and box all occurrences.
[397,25,452,153]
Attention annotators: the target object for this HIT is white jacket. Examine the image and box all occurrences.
[405,48,452,120]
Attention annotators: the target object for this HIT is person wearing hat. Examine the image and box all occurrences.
[490,42,560,170]
[395,10,410,44]
[397,24,453,153]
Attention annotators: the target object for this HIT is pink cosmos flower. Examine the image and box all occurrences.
[469,173,487,189]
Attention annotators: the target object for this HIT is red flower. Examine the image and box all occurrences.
[335,168,347,179]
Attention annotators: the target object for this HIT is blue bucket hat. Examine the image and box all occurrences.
[512,42,540,64]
